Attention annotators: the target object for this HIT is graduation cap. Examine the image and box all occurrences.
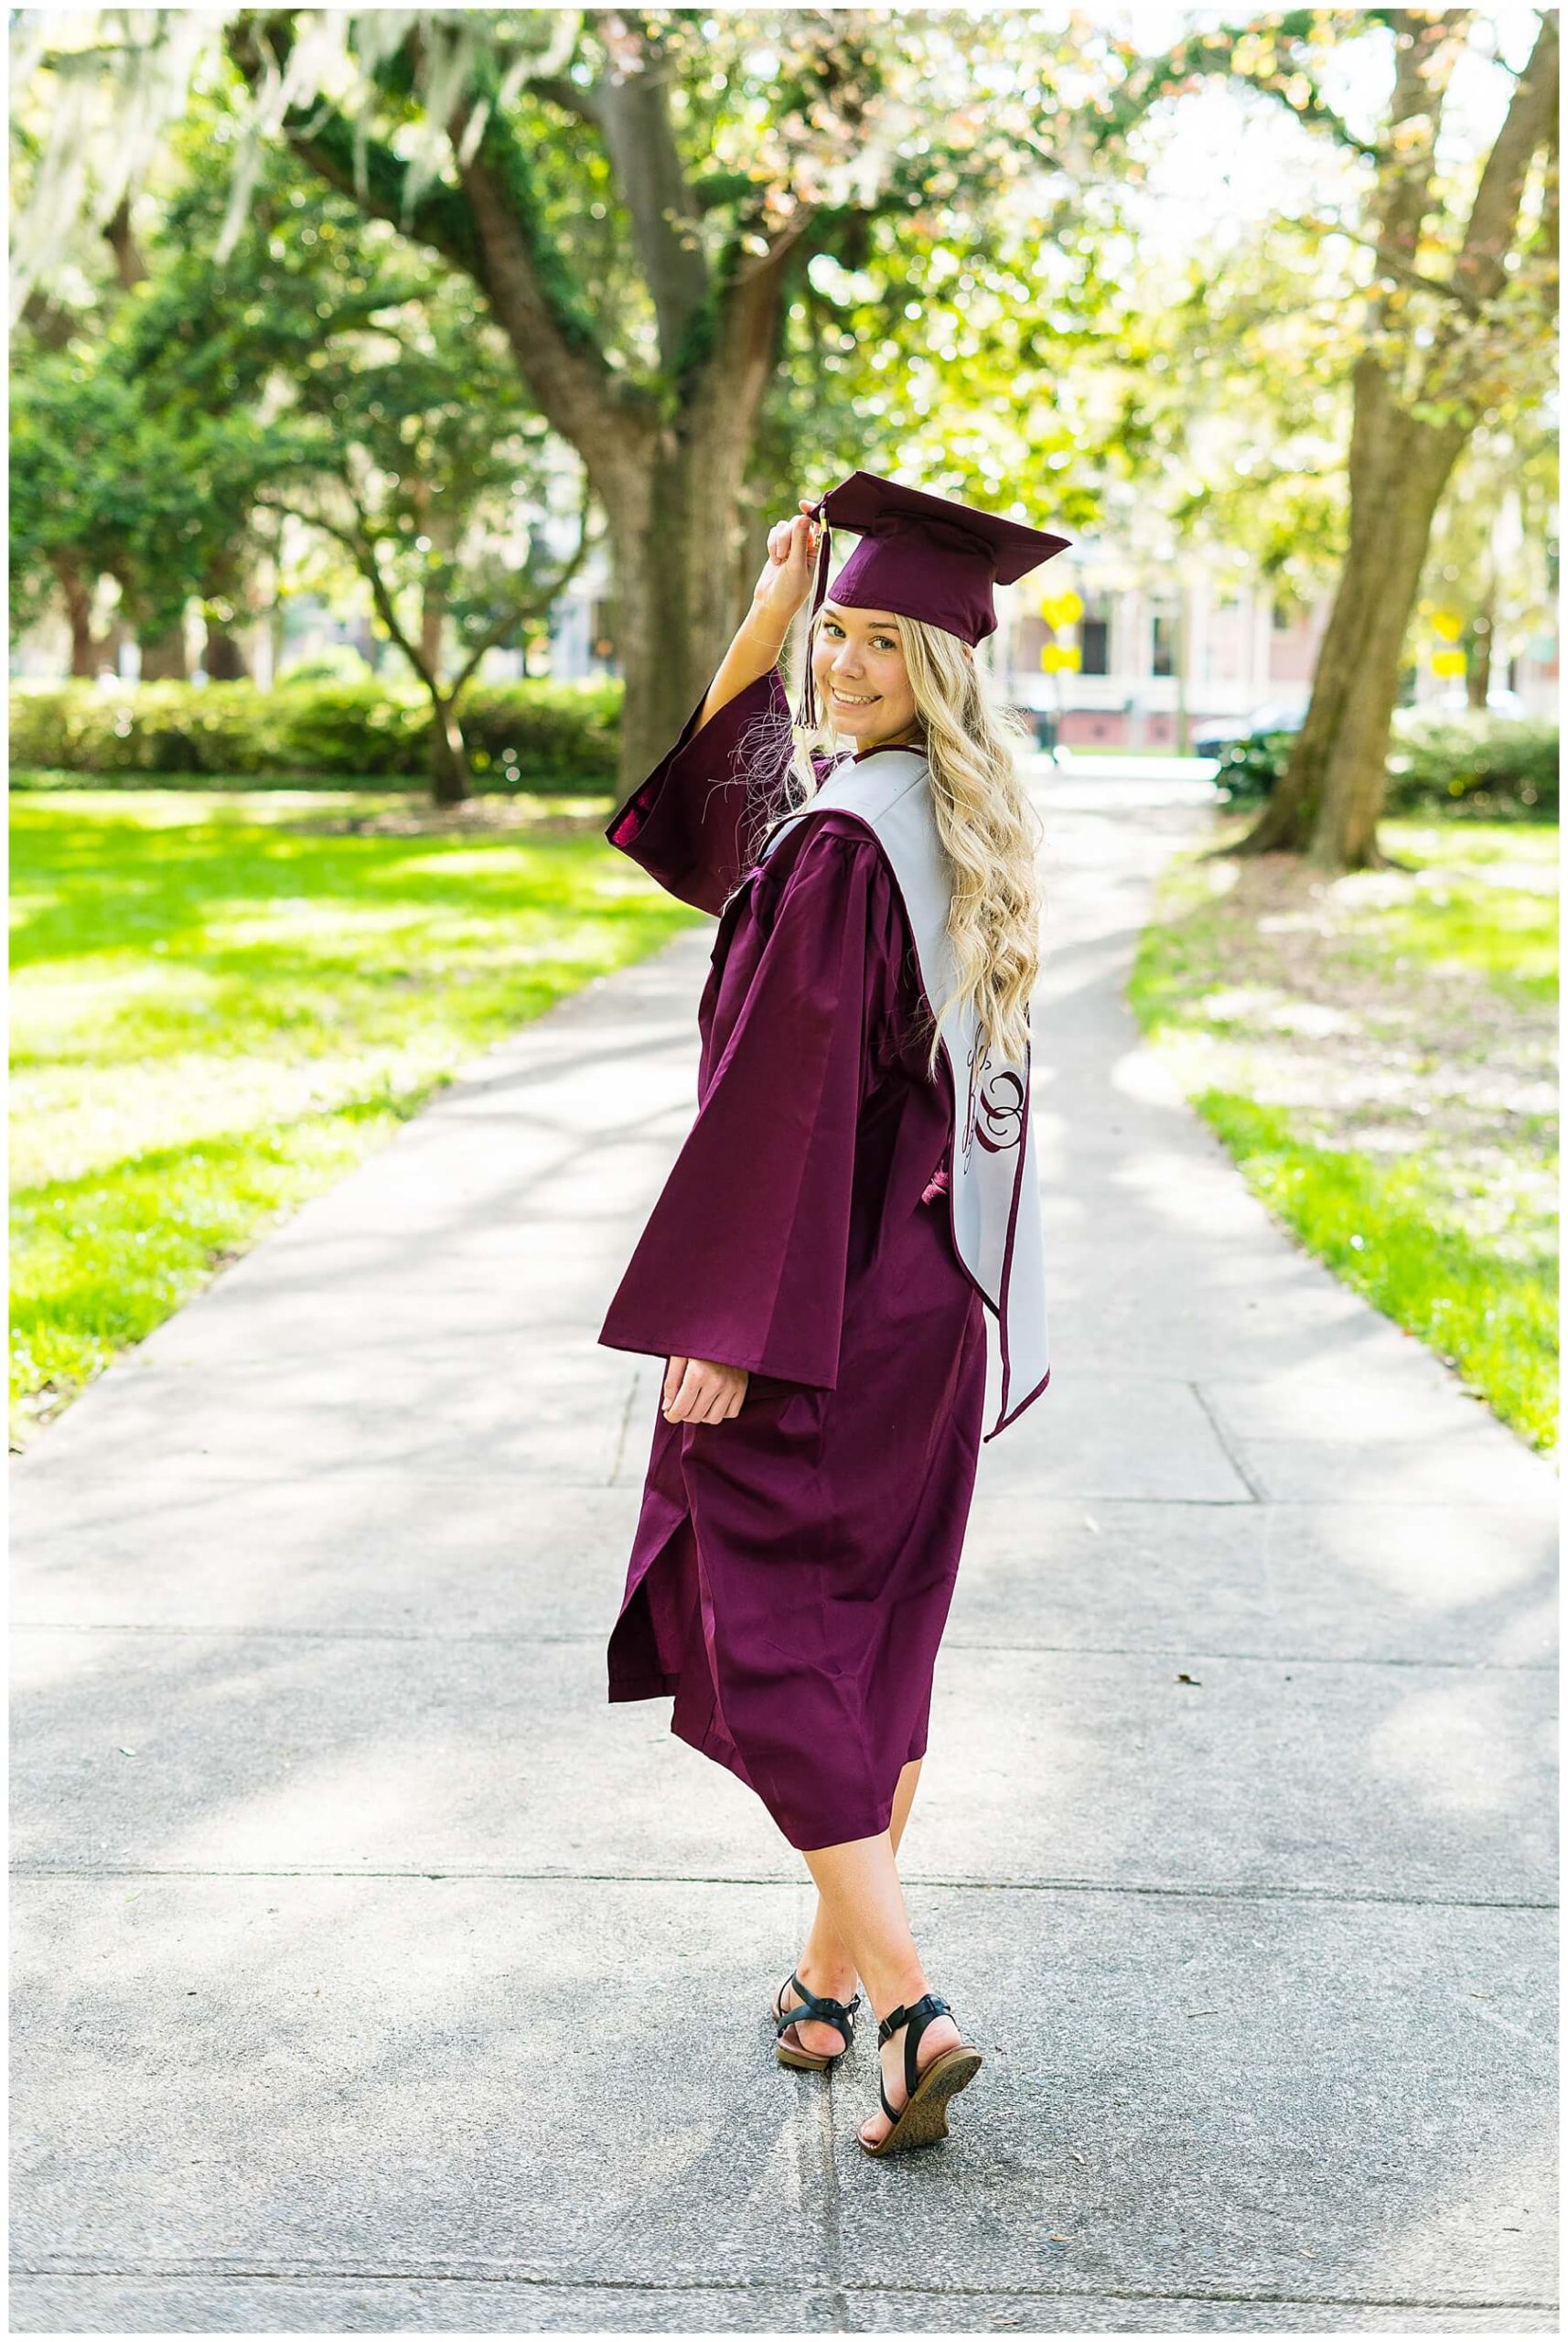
[797,469,1072,727]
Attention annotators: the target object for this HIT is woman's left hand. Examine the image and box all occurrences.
[662,1353,749,1424]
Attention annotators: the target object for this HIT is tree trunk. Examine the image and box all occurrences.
[1235,369,1466,870]
[428,693,473,806]
[603,437,756,789]
[139,621,188,681]
[420,587,445,679]
[204,626,249,681]
[1468,592,1495,707]
[54,555,102,678]
[733,494,774,636]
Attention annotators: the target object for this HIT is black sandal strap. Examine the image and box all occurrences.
[877,1992,952,2107]
[776,1972,862,2048]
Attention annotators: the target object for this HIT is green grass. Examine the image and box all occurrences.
[10,788,695,1433]
[1194,1092,1556,1436]
[1130,818,1559,1450]
[1367,822,1558,999]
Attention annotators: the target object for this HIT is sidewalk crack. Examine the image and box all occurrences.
[1190,1381,1264,1501]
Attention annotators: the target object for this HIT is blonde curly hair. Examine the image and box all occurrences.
[781,604,1045,1079]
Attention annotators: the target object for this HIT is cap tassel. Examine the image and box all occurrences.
[797,505,831,730]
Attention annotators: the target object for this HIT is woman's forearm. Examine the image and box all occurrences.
[697,610,793,732]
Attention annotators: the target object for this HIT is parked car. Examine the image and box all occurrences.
[1191,701,1308,759]
[1426,686,1530,722]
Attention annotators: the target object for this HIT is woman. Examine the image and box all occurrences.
[596,470,1069,2155]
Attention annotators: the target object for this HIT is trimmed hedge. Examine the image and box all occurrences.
[1214,706,1559,822]
[9,674,624,792]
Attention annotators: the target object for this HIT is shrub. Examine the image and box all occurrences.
[1385,709,1559,822]
[1211,728,1295,808]
[1212,706,1559,822]
[10,674,625,792]
[276,648,374,685]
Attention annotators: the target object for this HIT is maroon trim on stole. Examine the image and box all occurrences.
[983,1362,1052,1442]
[978,1043,1035,1441]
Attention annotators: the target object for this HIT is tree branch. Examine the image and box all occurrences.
[1366,12,1468,298]
[225,19,490,284]
[1450,8,1558,312]
[682,210,813,436]
[532,75,605,129]
[450,481,600,693]
[588,21,710,370]
[437,82,650,484]
[262,488,438,692]
[228,17,633,477]
[1095,20,1382,162]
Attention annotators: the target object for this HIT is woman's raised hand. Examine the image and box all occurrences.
[749,500,822,635]
[696,500,820,728]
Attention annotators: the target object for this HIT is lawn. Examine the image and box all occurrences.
[10,788,694,1438]
[1129,817,1559,1450]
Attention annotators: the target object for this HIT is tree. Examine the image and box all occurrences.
[119,136,596,799]
[1105,9,1558,867]
[8,136,282,683]
[10,334,279,681]
[256,300,596,803]
[12,9,1099,787]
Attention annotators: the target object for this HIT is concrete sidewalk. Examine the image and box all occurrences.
[12,761,1556,2334]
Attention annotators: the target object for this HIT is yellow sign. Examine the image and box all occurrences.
[1038,590,1084,628]
[1430,648,1466,678]
[1040,643,1081,673]
[1429,608,1465,643]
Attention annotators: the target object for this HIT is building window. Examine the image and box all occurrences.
[1271,595,1294,631]
[1151,611,1175,677]
[1080,615,1109,675]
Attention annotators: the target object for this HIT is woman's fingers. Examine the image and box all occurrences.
[661,1355,748,1423]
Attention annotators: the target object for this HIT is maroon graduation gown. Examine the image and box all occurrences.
[597,666,986,1852]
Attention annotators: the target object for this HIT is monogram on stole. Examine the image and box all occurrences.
[961,1030,1026,1164]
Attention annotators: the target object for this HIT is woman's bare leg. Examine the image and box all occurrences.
[779,1759,922,2061]
[800,1831,961,2149]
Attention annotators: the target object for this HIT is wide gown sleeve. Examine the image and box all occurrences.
[596,827,889,1390]
[603,663,792,915]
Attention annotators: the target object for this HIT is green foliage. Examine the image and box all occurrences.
[1210,726,1303,810]
[10,677,623,790]
[1385,711,1560,821]
[10,788,692,1429]
[1215,710,1561,821]
[122,134,585,701]
[10,339,276,644]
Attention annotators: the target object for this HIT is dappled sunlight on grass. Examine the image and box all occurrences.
[1129,819,1558,1450]
[10,789,696,1433]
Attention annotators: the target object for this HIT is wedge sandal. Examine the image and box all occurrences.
[858,1991,983,2156]
[772,1970,862,2071]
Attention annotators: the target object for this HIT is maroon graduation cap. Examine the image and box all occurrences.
[797,469,1072,726]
